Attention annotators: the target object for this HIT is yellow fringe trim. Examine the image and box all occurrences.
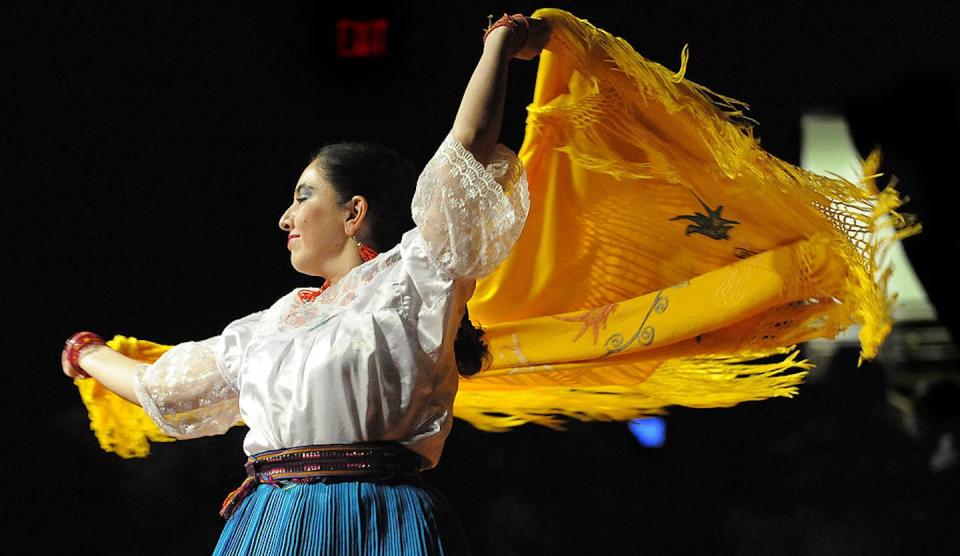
[455,346,812,432]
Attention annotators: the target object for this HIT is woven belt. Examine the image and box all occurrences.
[220,442,424,519]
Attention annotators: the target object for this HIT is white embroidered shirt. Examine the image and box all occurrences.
[133,132,529,468]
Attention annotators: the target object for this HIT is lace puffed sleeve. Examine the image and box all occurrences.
[133,312,262,439]
[411,131,530,279]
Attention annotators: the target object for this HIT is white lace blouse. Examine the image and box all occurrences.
[133,132,529,468]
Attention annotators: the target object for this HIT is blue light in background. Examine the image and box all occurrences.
[628,417,666,447]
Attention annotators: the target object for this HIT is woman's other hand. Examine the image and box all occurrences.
[513,17,551,61]
[60,340,142,404]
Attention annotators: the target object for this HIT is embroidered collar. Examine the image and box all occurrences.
[297,283,330,304]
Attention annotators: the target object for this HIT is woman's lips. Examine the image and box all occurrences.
[287,234,300,248]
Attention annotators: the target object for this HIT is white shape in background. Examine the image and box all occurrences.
[798,112,953,373]
[799,112,937,351]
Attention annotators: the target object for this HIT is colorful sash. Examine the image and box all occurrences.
[219,443,424,519]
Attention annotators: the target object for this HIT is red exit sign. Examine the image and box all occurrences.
[335,18,389,58]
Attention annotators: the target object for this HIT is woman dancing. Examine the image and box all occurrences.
[61,14,551,555]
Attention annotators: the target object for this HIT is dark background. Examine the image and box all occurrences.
[5,1,960,554]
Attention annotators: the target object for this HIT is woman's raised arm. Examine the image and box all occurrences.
[451,16,551,166]
[410,16,545,280]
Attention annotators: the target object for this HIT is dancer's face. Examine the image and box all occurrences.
[278,164,354,278]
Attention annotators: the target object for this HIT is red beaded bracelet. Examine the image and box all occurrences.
[483,13,530,56]
[65,331,106,376]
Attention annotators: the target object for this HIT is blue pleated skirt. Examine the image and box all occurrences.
[212,479,471,555]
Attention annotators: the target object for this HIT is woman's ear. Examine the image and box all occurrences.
[344,195,368,236]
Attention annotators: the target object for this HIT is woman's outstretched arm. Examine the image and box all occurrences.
[451,17,550,166]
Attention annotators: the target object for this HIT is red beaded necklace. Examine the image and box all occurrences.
[297,241,379,304]
[297,287,328,304]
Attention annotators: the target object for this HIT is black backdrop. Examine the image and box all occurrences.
[6,1,959,554]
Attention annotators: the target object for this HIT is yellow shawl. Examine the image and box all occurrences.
[75,8,920,457]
